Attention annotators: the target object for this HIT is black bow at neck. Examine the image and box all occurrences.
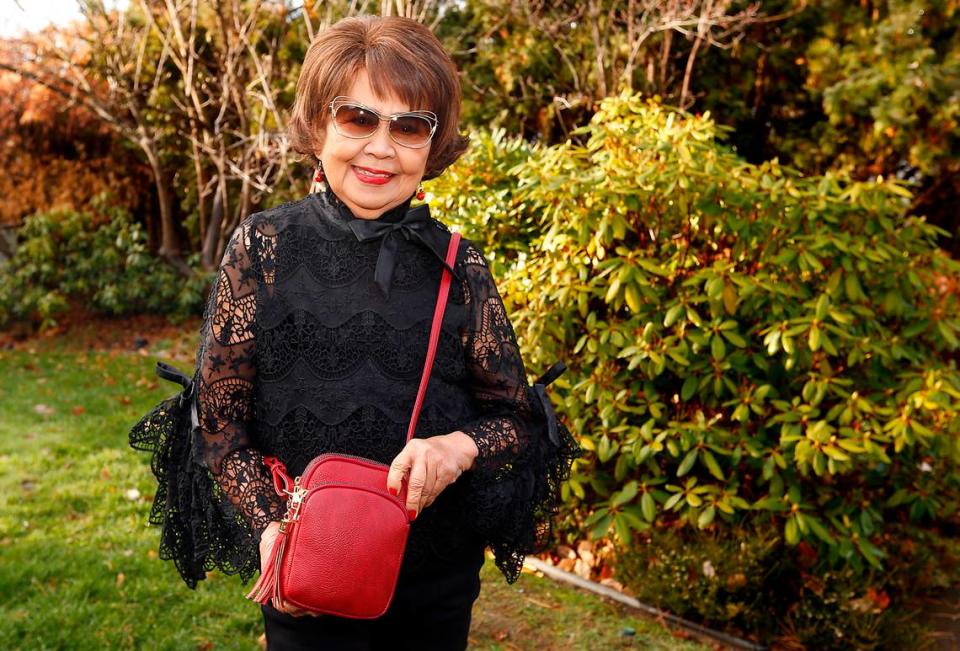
[321,187,461,300]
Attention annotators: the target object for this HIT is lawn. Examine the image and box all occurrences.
[0,330,707,650]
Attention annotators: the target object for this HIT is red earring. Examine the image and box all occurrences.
[310,161,327,194]
[415,184,425,200]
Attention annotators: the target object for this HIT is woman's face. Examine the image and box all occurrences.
[317,69,431,220]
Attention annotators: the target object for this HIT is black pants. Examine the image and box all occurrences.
[261,545,486,650]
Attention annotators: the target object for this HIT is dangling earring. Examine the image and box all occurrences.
[310,160,326,194]
[415,183,425,201]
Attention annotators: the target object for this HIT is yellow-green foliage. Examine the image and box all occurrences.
[431,89,960,574]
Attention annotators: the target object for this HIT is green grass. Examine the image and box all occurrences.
[0,337,707,650]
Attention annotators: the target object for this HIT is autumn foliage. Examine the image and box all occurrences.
[0,69,152,228]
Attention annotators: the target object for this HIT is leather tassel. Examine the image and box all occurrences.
[248,456,296,606]
[245,532,287,604]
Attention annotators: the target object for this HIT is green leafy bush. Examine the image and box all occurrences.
[617,524,783,628]
[428,126,539,274]
[430,91,960,647]
[614,523,952,650]
[0,197,208,330]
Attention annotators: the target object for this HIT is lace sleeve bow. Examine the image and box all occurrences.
[456,242,582,583]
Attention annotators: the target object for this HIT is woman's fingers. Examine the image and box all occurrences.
[386,447,412,498]
[405,457,427,517]
[275,598,307,617]
[389,439,430,517]
[424,460,460,509]
[421,457,439,509]
[388,438,464,516]
[275,596,311,617]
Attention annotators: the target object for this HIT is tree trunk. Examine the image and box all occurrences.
[140,137,192,276]
[203,181,225,273]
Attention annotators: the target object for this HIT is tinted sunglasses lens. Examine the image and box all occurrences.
[389,116,433,146]
[334,104,378,137]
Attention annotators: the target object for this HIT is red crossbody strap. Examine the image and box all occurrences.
[406,231,460,443]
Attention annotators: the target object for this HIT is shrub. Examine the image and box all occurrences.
[614,523,957,649]
[0,196,208,330]
[428,126,539,276]
[429,91,960,647]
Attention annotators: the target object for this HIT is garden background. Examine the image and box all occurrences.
[1,1,959,649]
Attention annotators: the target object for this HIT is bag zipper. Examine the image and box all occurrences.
[268,451,393,505]
[278,475,308,533]
[300,451,389,478]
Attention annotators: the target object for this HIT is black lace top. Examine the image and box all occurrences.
[129,186,581,589]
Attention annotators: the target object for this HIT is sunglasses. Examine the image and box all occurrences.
[328,96,438,149]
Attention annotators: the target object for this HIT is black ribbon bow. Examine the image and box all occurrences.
[532,360,567,447]
[347,203,461,299]
[156,360,200,432]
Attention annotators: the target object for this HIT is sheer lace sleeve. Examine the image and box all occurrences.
[195,221,285,544]
[456,241,583,584]
[128,219,285,589]
[457,242,539,476]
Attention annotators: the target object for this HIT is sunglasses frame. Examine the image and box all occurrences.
[328,96,438,149]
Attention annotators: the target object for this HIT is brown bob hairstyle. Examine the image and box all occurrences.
[287,16,470,181]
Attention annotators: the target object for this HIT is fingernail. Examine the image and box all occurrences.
[388,486,397,497]
[408,509,417,521]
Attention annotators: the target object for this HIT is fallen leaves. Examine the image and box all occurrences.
[702,560,716,579]
[848,587,891,613]
[545,540,609,581]
[33,403,55,416]
[599,577,626,592]
[522,595,559,610]
[135,376,158,390]
[726,572,747,590]
[537,539,634,595]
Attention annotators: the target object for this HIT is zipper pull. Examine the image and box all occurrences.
[282,476,309,526]
[287,476,304,504]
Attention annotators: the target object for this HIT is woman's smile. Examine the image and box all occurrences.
[352,164,396,185]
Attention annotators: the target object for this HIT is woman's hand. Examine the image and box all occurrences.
[258,521,319,618]
[386,431,479,519]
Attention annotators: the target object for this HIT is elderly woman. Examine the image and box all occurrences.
[132,14,580,651]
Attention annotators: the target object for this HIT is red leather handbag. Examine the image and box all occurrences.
[245,231,461,619]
